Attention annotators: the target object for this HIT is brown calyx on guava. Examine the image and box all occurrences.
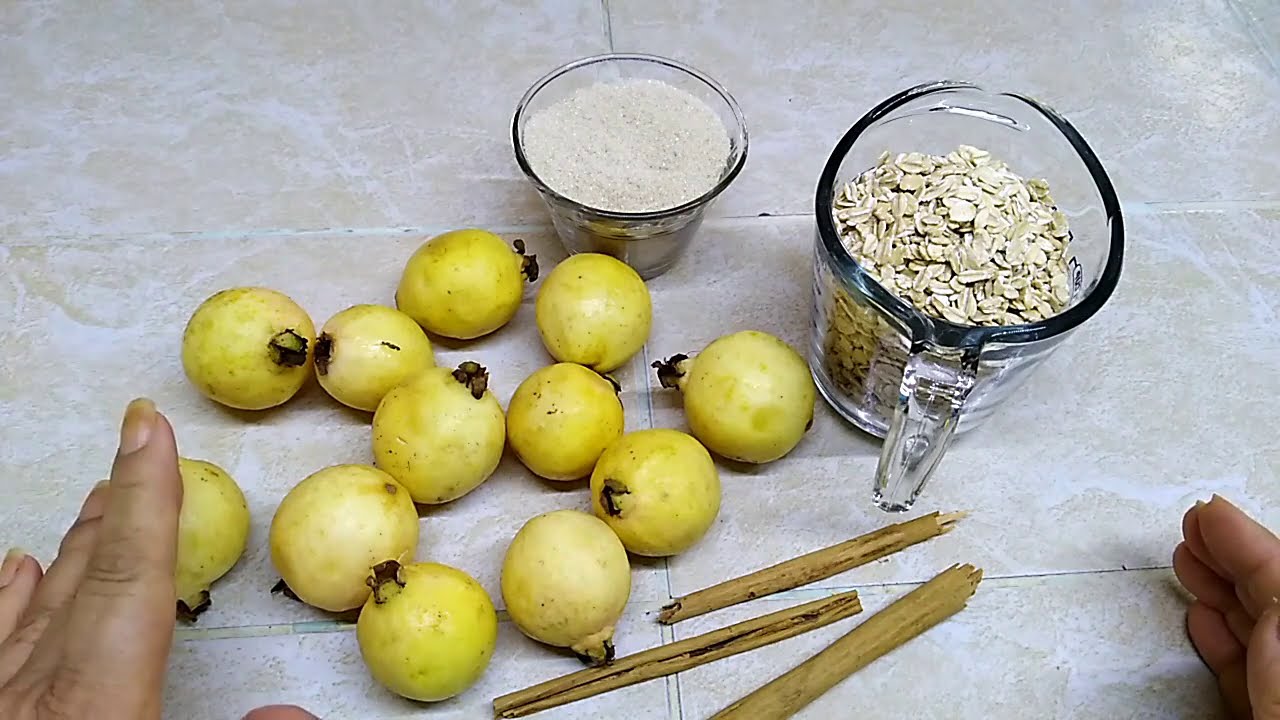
[313,333,334,375]
[597,371,622,394]
[270,578,302,604]
[652,354,691,390]
[451,361,490,400]
[176,590,212,623]
[367,560,407,604]
[570,628,617,666]
[268,329,310,368]
[599,478,630,517]
[513,239,540,282]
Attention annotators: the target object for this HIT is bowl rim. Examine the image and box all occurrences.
[814,79,1125,348]
[511,52,749,221]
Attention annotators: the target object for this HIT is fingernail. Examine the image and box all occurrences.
[119,398,157,455]
[0,548,26,589]
[1194,500,1207,509]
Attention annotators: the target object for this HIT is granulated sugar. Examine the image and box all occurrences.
[521,78,731,213]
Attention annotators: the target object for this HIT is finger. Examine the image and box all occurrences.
[242,706,321,720]
[1248,604,1280,720]
[1198,495,1279,585]
[1187,601,1245,675]
[1183,501,1228,578]
[62,401,182,696]
[1174,542,1237,610]
[1223,603,1255,648]
[1239,553,1280,619]
[0,482,110,678]
[1217,659,1252,719]
[0,551,43,643]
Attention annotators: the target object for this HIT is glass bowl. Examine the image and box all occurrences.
[512,52,749,280]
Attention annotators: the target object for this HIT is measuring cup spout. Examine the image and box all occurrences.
[873,347,979,512]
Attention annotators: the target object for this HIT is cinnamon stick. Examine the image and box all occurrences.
[710,563,983,720]
[493,590,863,718]
[659,511,965,624]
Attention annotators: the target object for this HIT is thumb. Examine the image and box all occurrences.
[1248,603,1280,720]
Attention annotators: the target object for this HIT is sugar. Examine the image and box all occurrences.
[522,78,731,214]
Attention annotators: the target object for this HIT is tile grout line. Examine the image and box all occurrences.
[0,222,559,248]
[659,620,684,720]
[6,199,1280,247]
[639,333,684,720]
[600,0,615,52]
[175,565,1175,641]
[1225,0,1280,77]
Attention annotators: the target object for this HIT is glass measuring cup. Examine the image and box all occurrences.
[810,81,1124,512]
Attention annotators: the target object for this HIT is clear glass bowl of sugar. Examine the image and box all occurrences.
[512,53,748,280]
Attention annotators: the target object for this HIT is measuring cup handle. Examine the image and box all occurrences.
[873,348,979,512]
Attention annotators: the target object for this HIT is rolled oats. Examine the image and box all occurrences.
[833,145,1073,327]
[819,145,1078,423]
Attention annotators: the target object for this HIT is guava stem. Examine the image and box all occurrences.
[600,479,630,517]
[313,333,334,375]
[270,578,303,604]
[652,354,692,390]
[570,628,617,666]
[513,239,540,282]
[368,560,406,604]
[451,361,490,400]
[176,590,212,623]
[268,329,310,368]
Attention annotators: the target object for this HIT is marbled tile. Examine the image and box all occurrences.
[609,0,1280,217]
[165,603,671,720]
[0,0,609,240]
[1173,208,1280,320]
[670,570,1226,720]
[0,228,665,628]
[642,213,1279,597]
[1234,0,1280,64]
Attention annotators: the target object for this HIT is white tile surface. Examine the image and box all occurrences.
[0,1,609,240]
[609,0,1280,216]
[670,570,1226,720]
[0,2,1277,719]
[166,603,671,720]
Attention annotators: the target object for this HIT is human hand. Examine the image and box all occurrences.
[0,399,316,720]
[1174,495,1280,719]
